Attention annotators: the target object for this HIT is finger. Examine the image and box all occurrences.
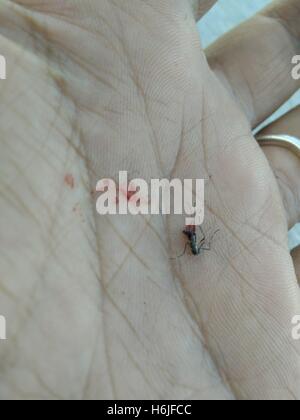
[12,0,217,21]
[291,246,300,284]
[189,0,217,21]
[257,106,300,229]
[206,0,300,128]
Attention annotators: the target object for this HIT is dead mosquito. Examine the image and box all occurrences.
[171,225,220,259]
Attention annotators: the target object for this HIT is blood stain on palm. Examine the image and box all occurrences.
[64,174,75,189]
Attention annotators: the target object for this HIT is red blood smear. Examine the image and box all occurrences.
[118,187,137,202]
[185,225,196,233]
[64,174,75,189]
[127,190,136,201]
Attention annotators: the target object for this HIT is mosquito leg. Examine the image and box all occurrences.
[198,225,206,242]
[209,229,220,244]
[170,242,189,260]
[197,238,205,248]
[199,244,211,251]
[200,229,220,251]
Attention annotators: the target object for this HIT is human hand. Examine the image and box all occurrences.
[0,0,299,400]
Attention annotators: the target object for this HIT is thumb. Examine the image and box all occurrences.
[189,0,217,20]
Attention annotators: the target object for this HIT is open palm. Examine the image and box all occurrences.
[0,0,299,400]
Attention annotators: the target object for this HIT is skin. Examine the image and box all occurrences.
[0,0,299,400]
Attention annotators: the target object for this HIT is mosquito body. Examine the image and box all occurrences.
[173,225,220,259]
[183,225,203,256]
